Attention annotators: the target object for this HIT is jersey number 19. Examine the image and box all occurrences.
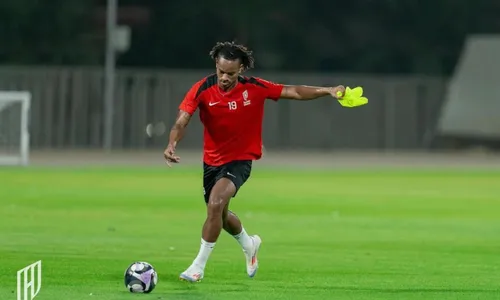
[228,101,237,110]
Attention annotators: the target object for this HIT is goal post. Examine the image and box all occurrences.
[0,91,31,166]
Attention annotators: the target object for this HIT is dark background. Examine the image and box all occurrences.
[2,0,499,75]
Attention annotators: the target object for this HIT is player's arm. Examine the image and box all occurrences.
[280,85,345,101]
[168,110,192,148]
[253,77,345,102]
[164,110,193,166]
[164,81,202,166]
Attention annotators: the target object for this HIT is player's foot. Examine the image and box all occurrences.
[244,235,262,278]
[179,265,204,283]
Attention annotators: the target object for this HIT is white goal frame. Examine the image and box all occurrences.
[0,91,31,166]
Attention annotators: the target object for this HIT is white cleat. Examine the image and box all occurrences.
[245,235,262,278]
[179,265,204,283]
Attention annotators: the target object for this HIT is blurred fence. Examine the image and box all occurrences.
[0,66,447,150]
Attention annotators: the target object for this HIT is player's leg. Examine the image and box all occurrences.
[203,177,237,242]
[223,208,252,249]
[223,205,261,277]
[180,177,235,282]
[220,160,251,238]
[180,161,260,281]
[219,161,261,277]
[222,209,241,235]
[179,163,219,282]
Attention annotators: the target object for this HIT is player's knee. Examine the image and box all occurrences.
[207,194,228,217]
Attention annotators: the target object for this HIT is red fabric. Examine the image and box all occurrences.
[179,76,284,166]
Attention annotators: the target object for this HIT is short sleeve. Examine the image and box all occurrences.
[253,77,284,101]
[179,80,205,115]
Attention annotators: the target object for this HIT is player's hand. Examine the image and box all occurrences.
[337,86,369,108]
[330,85,346,99]
[164,144,180,167]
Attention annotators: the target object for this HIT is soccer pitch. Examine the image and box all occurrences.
[1,166,499,300]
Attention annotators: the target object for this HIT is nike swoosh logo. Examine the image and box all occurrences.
[209,102,220,106]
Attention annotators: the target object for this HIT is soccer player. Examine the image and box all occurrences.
[164,41,346,282]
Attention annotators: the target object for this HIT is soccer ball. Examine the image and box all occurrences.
[124,261,158,293]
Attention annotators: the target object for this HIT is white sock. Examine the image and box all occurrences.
[192,239,215,270]
[232,227,253,253]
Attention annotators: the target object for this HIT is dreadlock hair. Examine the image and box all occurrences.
[209,41,255,72]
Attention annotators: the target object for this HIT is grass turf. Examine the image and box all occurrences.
[1,167,499,300]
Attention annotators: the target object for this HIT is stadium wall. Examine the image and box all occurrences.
[0,66,447,151]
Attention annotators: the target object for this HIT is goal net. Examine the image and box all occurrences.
[0,91,31,166]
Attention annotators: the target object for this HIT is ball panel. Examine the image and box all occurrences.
[129,262,153,274]
[127,279,146,293]
[144,271,158,293]
[124,261,158,293]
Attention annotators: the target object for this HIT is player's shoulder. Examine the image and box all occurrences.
[192,73,217,88]
[238,76,280,89]
[190,73,218,98]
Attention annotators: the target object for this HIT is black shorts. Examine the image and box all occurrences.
[203,160,252,203]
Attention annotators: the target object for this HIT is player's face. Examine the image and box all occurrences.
[216,57,243,91]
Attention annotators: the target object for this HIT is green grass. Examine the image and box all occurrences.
[1,167,500,300]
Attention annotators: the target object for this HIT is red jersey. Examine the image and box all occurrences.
[179,74,284,166]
